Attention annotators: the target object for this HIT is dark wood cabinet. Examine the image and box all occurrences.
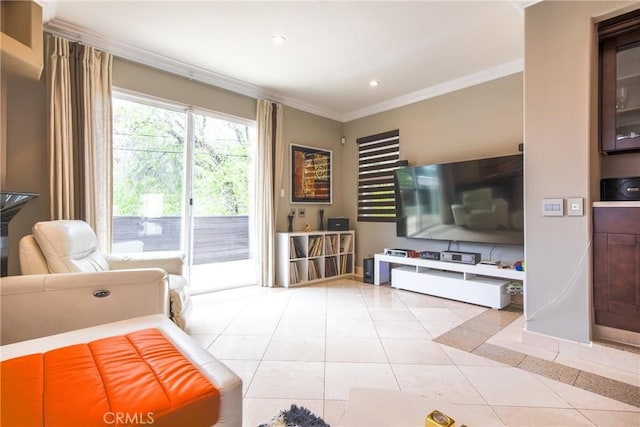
[599,11,640,153]
[593,207,640,333]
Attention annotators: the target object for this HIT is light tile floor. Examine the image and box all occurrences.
[186,278,640,426]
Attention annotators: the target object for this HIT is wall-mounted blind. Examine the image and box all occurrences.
[357,129,400,222]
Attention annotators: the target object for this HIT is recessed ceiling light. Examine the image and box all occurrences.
[369,80,379,87]
[272,35,286,44]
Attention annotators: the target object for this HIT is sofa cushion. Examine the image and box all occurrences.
[32,220,110,272]
[1,328,220,427]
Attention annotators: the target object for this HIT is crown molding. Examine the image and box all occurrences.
[514,1,544,9]
[341,59,524,122]
[44,18,343,122]
[45,18,522,124]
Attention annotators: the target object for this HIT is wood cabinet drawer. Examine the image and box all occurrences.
[593,207,640,234]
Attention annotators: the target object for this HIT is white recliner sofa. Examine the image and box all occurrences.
[19,220,191,329]
[0,271,242,426]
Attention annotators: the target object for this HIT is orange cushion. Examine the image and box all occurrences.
[1,328,220,427]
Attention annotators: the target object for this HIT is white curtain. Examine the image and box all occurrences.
[254,100,284,287]
[82,46,113,251]
[47,35,113,251]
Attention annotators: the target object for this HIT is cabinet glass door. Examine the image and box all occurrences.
[616,41,640,142]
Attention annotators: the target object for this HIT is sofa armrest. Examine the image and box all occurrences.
[105,251,185,275]
[18,234,50,274]
[0,269,169,345]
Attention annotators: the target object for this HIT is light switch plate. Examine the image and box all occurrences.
[298,208,306,218]
[542,198,563,216]
[567,197,584,216]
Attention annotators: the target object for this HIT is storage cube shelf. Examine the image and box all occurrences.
[277,231,355,287]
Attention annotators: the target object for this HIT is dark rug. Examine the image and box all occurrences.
[258,404,330,427]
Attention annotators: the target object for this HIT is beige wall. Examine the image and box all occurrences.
[1,76,7,187]
[524,1,637,343]
[3,73,48,276]
[280,106,344,233]
[113,58,256,121]
[342,74,524,267]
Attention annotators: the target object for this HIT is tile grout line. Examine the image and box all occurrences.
[370,284,412,393]
[434,309,640,408]
[322,284,328,416]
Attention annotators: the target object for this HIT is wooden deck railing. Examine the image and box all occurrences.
[112,216,249,265]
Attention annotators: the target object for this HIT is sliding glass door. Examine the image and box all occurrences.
[112,94,256,292]
[112,97,186,253]
[189,111,256,293]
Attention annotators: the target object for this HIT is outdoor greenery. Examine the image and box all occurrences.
[113,98,253,217]
[192,113,253,216]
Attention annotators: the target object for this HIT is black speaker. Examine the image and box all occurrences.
[328,217,349,231]
[601,177,640,201]
[363,257,374,284]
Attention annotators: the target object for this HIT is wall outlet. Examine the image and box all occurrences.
[298,208,306,218]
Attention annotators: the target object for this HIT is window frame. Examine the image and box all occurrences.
[111,89,256,267]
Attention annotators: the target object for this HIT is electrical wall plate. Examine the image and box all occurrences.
[298,208,305,218]
[567,197,584,216]
[542,198,564,216]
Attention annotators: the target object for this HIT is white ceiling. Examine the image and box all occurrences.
[42,1,528,122]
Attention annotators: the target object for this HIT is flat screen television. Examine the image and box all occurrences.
[394,154,524,245]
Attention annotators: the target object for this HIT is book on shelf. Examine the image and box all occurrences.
[340,254,351,274]
[341,234,353,253]
[290,237,306,259]
[308,237,315,257]
[308,236,324,257]
[289,261,300,284]
[308,259,321,280]
[325,256,338,277]
[317,236,324,256]
[325,236,335,255]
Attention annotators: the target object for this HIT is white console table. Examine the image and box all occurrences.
[374,254,525,309]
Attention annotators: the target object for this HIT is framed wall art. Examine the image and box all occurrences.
[290,144,332,204]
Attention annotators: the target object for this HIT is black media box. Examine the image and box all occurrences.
[601,177,640,201]
[328,217,349,231]
[363,257,374,284]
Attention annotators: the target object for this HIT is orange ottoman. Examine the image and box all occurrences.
[1,328,220,427]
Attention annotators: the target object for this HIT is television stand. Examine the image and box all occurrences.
[373,253,525,309]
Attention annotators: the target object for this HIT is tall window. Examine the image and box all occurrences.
[112,93,256,291]
[191,111,254,265]
[357,129,400,222]
[112,98,185,252]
